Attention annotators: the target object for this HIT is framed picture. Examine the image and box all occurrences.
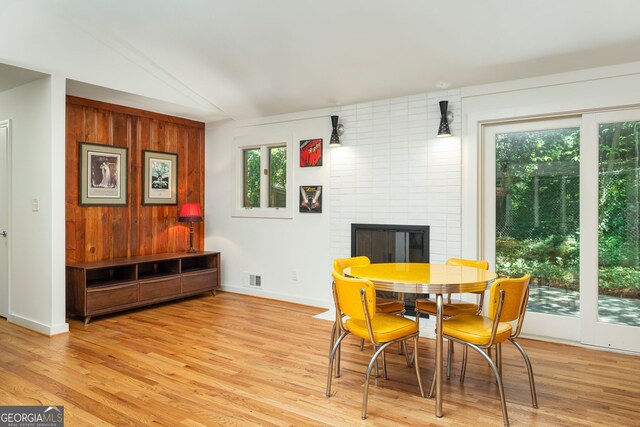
[142,150,178,205]
[79,142,128,206]
[299,185,322,213]
[300,138,323,167]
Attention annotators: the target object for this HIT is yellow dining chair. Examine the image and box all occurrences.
[333,256,405,315]
[326,271,425,419]
[333,256,406,361]
[440,274,537,427]
[415,257,489,376]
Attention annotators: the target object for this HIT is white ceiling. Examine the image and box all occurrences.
[2,0,640,122]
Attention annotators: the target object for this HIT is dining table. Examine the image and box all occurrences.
[344,262,498,418]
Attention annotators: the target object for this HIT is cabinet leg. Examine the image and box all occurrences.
[84,316,91,325]
[211,290,216,296]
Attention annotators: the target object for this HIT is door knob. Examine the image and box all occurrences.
[1,231,6,237]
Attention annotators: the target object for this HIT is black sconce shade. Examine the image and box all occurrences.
[437,101,451,137]
[329,115,342,147]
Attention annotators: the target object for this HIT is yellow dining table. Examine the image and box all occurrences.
[344,262,498,418]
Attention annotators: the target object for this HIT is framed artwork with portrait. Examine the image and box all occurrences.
[142,150,178,205]
[79,142,128,206]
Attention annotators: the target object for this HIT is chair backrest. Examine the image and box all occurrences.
[333,256,371,274]
[446,257,490,270]
[331,270,376,321]
[487,274,531,323]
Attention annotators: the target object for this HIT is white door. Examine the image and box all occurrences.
[580,109,640,352]
[483,114,640,352]
[483,118,582,342]
[0,121,9,318]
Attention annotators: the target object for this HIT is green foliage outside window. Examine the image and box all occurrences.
[269,146,286,208]
[243,149,260,207]
[496,122,640,299]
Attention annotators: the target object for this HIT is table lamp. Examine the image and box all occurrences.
[179,202,202,253]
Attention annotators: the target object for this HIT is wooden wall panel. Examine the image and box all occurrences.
[65,96,205,264]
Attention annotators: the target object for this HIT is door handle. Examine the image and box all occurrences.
[1,231,6,237]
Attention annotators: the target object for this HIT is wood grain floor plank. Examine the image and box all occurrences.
[1,292,639,426]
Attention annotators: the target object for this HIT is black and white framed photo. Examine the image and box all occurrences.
[142,150,178,205]
[79,142,128,206]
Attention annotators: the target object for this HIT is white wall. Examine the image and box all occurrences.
[205,91,463,308]
[330,91,462,264]
[0,76,68,335]
[205,115,334,307]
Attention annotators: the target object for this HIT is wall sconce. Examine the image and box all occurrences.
[437,101,454,137]
[179,202,203,253]
[329,115,344,147]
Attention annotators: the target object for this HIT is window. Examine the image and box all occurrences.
[268,146,287,208]
[243,148,261,208]
[234,135,292,218]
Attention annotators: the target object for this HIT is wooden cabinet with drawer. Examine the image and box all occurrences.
[66,252,220,324]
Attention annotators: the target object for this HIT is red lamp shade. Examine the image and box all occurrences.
[179,203,202,222]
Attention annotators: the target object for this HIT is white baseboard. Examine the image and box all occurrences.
[8,314,69,336]
[220,284,330,309]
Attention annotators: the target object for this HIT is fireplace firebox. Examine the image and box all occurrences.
[351,223,429,263]
[351,223,430,315]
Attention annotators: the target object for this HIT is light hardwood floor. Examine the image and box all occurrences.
[1,292,639,426]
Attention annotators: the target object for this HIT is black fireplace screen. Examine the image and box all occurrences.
[351,223,430,314]
[351,223,429,263]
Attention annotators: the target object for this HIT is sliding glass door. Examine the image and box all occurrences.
[483,118,582,341]
[484,112,640,352]
[581,110,640,352]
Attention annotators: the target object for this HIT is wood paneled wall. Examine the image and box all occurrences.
[65,96,205,264]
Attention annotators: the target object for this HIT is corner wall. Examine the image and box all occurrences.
[65,97,206,264]
[205,116,333,307]
[0,76,68,334]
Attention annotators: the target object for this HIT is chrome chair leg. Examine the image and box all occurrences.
[447,339,453,379]
[460,340,510,427]
[326,332,349,396]
[329,321,342,378]
[362,341,394,419]
[336,342,341,377]
[496,342,503,378]
[460,344,468,384]
[413,336,425,398]
[329,321,337,353]
[402,341,412,367]
[509,338,538,408]
[428,366,436,398]
[382,347,388,380]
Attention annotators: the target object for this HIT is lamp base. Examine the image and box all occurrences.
[186,222,197,253]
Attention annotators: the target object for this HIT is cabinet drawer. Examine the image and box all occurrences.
[87,283,138,312]
[139,276,181,301]
[182,269,217,293]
